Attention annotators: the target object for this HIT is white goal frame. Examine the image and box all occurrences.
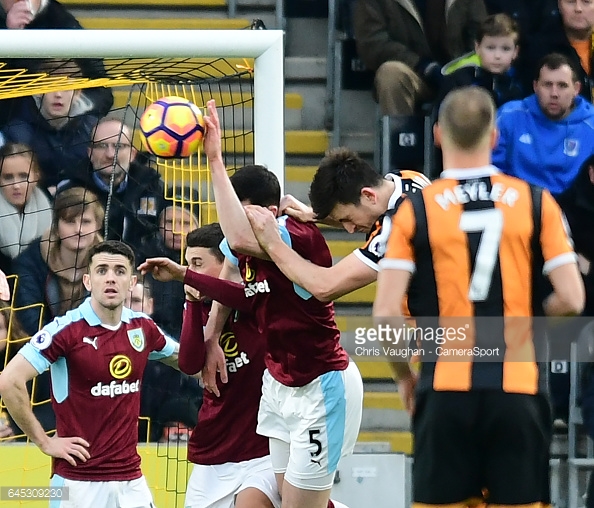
[0,29,286,190]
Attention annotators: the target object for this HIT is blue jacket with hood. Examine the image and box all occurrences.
[492,94,594,196]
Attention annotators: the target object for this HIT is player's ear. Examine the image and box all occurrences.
[490,126,499,150]
[83,273,92,291]
[267,205,279,217]
[130,274,138,290]
[360,187,377,204]
[433,123,442,148]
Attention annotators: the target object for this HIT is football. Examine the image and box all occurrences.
[139,96,206,158]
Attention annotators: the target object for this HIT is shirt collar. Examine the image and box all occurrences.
[92,171,128,193]
[384,173,403,209]
[80,297,132,326]
[440,165,499,180]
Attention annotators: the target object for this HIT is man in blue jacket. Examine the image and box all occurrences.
[492,52,594,197]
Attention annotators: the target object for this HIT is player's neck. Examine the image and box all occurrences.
[90,298,123,327]
[442,149,491,171]
[378,179,397,208]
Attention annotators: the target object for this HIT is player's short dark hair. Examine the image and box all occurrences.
[229,165,281,208]
[88,240,136,270]
[309,147,382,220]
[476,13,519,44]
[186,223,225,264]
[536,52,579,82]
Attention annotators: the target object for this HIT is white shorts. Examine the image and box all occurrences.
[184,455,281,508]
[257,361,363,490]
[49,474,154,508]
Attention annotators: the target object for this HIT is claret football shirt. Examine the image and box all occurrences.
[19,298,177,481]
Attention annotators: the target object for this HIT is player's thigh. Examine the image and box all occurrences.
[482,392,552,505]
[412,391,484,505]
[237,455,282,508]
[50,475,118,508]
[284,364,362,491]
[185,463,242,508]
[280,481,331,508]
[257,370,290,445]
[118,476,156,508]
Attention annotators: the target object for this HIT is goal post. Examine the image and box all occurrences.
[0,28,286,190]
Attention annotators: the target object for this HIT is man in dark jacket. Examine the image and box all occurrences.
[354,0,487,115]
[57,116,166,252]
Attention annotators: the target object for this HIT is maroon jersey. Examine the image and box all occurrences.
[221,217,349,387]
[180,300,269,465]
[19,298,177,481]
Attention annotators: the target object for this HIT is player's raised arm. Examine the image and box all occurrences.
[202,99,266,257]
[246,205,377,301]
[0,345,90,466]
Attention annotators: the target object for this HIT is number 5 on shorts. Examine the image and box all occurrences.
[309,429,322,458]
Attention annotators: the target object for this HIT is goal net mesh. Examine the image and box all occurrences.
[0,51,256,507]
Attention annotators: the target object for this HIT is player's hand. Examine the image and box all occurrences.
[39,436,90,467]
[202,99,223,164]
[0,270,10,301]
[245,205,282,250]
[184,284,202,302]
[138,257,186,283]
[6,0,35,29]
[202,338,227,397]
[280,194,316,223]
[397,374,417,416]
[0,421,14,440]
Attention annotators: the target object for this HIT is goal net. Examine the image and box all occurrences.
[0,28,284,507]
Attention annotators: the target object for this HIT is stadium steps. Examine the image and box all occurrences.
[78,17,251,30]
[62,0,227,6]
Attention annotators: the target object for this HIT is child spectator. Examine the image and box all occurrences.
[438,13,524,109]
[0,143,52,276]
[3,59,98,192]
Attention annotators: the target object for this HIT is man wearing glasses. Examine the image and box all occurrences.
[57,116,165,250]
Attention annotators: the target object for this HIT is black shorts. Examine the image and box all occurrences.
[412,390,552,505]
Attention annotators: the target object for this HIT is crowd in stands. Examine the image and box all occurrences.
[0,0,202,444]
[1,0,594,496]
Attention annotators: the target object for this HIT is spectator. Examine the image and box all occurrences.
[519,0,594,102]
[492,53,594,197]
[154,397,198,444]
[57,116,165,249]
[437,14,523,110]
[3,59,98,192]
[353,0,487,116]
[0,0,113,119]
[0,143,52,276]
[136,188,199,339]
[13,186,104,336]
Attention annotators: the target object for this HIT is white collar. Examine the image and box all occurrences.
[384,173,403,210]
[441,165,499,180]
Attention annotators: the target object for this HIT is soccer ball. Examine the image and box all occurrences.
[139,96,206,158]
